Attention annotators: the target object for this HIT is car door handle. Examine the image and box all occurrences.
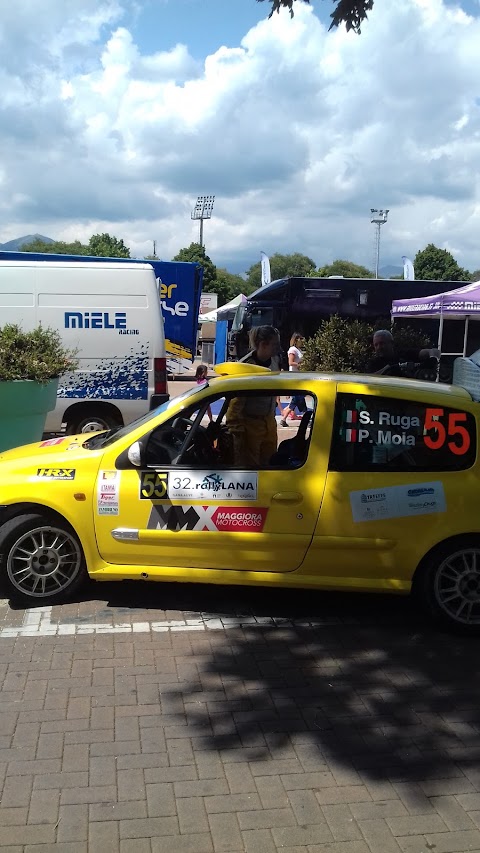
[272,492,303,504]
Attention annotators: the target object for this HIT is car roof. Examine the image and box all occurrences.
[211,367,473,401]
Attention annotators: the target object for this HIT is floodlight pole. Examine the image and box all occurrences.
[191,195,215,247]
[370,208,389,279]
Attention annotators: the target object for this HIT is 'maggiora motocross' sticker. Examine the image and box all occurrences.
[147,503,268,532]
[36,467,75,480]
[350,481,446,523]
[97,470,120,515]
[141,471,258,502]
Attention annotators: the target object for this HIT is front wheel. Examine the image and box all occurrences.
[0,513,87,604]
[415,537,480,634]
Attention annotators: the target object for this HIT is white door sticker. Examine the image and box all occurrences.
[168,471,258,501]
[350,481,446,523]
[97,470,120,515]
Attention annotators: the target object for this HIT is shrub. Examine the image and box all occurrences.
[301,315,431,373]
[301,316,373,373]
[0,325,78,384]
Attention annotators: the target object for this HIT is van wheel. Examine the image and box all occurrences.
[0,513,87,604]
[414,537,480,634]
[66,408,121,435]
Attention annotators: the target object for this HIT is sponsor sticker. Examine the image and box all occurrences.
[350,481,446,523]
[39,438,65,447]
[211,507,268,532]
[36,468,75,480]
[97,471,120,515]
[147,504,267,532]
[168,471,258,502]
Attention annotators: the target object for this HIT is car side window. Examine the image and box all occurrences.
[329,392,476,472]
[144,390,316,470]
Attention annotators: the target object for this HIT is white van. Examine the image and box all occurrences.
[0,260,168,434]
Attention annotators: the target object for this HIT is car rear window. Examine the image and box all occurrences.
[330,393,477,472]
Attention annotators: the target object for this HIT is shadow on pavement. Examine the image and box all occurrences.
[93,583,480,785]
[9,580,480,786]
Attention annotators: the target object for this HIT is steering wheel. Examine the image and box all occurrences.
[181,425,217,465]
[172,417,196,432]
[145,427,187,465]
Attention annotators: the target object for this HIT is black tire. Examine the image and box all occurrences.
[414,536,480,634]
[66,408,121,435]
[0,513,87,604]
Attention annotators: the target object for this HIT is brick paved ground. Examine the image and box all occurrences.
[2,583,480,852]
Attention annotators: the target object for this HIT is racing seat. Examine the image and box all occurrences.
[269,410,313,467]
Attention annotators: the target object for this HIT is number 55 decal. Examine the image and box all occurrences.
[140,471,168,499]
[424,408,471,455]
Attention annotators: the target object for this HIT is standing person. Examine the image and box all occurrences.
[226,325,281,466]
[279,333,307,427]
[195,364,213,421]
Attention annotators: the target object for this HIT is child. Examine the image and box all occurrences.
[195,364,213,421]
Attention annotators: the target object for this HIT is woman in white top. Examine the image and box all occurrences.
[279,333,307,426]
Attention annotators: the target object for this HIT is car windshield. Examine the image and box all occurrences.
[82,385,207,450]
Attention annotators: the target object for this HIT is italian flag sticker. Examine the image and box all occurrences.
[344,409,357,442]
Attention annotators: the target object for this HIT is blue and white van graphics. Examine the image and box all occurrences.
[0,251,203,375]
[0,260,167,434]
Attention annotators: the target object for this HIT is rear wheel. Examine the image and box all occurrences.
[66,407,121,435]
[415,537,480,634]
[0,513,87,604]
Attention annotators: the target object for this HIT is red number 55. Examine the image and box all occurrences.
[424,408,471,455]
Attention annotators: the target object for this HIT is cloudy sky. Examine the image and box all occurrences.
[1,0,480,275]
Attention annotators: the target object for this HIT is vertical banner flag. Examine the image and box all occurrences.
[261,252,271,287]
[402,256,415,281]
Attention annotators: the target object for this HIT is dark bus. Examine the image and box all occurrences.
[230,276,475,367]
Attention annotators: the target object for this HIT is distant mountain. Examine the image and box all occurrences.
[0,234,55,251]
[380,264,403,279]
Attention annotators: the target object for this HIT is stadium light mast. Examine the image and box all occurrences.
[370,208,389,279]
[191,195,215,247]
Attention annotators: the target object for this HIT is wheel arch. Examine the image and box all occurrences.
[61,401,124,429]
[0,503,94,565]
[412,532,480,595]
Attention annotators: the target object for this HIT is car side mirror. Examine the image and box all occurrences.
[127,441,144,467]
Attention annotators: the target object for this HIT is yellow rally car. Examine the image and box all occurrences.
[0,363,479,632]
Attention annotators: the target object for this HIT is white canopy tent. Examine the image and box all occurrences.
[198,293,247,322]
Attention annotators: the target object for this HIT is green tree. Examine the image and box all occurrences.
[21,233,131,258]
[470,270,480,283]
[88,233,130,258]
[172,242,217,291]
[414,244,470,282]
[246,252,316,290]
[313,259,372,278]
[214,268,253,306]
[21,238,89,255]
[259,0,373,33]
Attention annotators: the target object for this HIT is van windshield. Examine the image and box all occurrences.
[82,385,206,449]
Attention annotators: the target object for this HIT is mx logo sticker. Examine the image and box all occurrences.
[147,504,217,532]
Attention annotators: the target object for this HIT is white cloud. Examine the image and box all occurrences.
[1,0,480,274]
